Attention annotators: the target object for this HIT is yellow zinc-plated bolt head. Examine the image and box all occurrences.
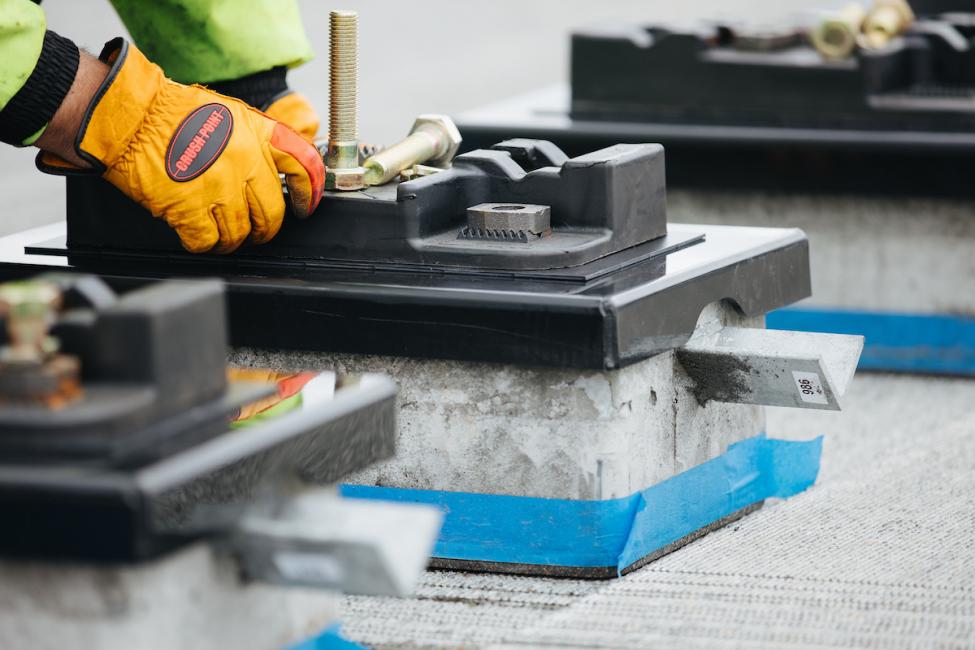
[810,3,866,60]
[862,0,914,49]
[410,115,462,168]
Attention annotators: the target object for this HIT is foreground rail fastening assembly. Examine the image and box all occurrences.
[0,274,439,649]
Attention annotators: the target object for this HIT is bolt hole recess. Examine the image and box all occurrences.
[492,205,525,211]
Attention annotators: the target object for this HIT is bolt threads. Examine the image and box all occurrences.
[329,10,358,143]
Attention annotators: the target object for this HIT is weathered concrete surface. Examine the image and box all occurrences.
[0,543,338,650]
[231,303,764,501]
[670,191,975,314]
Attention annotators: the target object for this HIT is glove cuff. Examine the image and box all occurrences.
[77,39,168,171]
[35,39,168,177]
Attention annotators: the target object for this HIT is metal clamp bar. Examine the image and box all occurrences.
[232,489,442,597]
[677,327,863,410]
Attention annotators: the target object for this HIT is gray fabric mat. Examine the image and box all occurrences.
[343,374,975,649]
[344,572,601,649]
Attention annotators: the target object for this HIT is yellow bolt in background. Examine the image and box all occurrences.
[862,0,914,49]
[810,3,866,60]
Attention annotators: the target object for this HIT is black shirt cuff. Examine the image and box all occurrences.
[0,30,80,146]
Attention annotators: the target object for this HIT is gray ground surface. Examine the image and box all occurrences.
[342,372,975,649]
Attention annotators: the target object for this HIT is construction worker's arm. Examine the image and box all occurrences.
[108,0,320,140]
[0,0,324,254]
[0,0,64,146]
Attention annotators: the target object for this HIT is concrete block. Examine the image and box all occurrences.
[0,543,340,650]
[669,190,975,315]
[231,302,812,577]
[231,302,764,501]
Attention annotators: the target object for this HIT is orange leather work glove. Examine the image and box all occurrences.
[228,367,318,422]
[38,39,325,254]
[263,91,320,143]
[261,90,372,155]
[261,89,373,154]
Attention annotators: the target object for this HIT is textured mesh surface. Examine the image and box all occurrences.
[343,374,975,649]
[344,572,601,648]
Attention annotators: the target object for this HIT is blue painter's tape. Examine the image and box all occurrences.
[289,624,366,650]
[344,481,639,568]
[768,307,975,375]
[341,434,822,573]
[616,433,822,570]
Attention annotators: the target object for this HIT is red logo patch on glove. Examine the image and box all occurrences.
[165,103,234,181]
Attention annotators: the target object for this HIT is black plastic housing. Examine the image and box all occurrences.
[0,141,812,370]
[0,279,241,461]
[0,375,396,562]
[570,22,975,132]
[0,277,399,563]
[457,16,975,196]
[65,141,668,272]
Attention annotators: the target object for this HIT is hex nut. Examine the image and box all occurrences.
[467,203,551,235]
[809,3,865,59]
[410,114,462,168]
[326,166,366,191]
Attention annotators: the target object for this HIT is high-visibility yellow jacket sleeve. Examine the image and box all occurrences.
[108,0,314,84]
[0,0,46,111]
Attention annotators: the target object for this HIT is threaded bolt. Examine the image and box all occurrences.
[0,280,61,362]
[329,10,357,144]
[362,115,462,186]
[325,10,365,190]
[363,131,446,186]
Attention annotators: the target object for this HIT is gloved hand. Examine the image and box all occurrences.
[260,90,376,155]
[228,367,319,424]
[37,39,324,254]
[263,90,320,143]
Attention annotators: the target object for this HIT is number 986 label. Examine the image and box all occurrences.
[791,371,828,405]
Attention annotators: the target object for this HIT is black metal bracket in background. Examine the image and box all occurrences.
[458,102,975,196]
[458,12,975,197]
